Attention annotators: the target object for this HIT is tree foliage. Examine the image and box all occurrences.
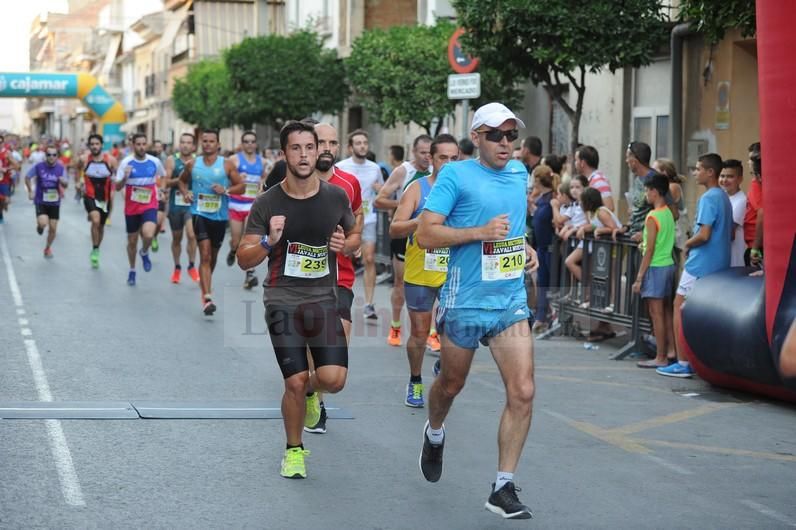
[224,31,347,129]
[345,20,523,134]
[172,59,239,130]
[453,0,667,152]
[679,0,756,44]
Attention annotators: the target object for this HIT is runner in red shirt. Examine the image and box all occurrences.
[301,122,364,434]
[0,135,21,223]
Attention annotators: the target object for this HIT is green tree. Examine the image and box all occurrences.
[224,31,347,129]
[453,0,667,153]
[172,59,239,130]
[679,0,755,44]
[345,20,522,135]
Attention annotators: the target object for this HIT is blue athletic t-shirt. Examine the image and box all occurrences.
[685,186,733,278]
[423,158,529,310]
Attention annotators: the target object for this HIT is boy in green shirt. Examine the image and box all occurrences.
[633,173,677,368]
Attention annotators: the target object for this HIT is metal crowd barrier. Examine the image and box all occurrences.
[540,233,652,360]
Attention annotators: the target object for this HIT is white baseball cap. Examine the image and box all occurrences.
[470,102,526,131]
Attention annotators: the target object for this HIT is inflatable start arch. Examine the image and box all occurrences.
[0,72,125,149]
[681,0,796,402]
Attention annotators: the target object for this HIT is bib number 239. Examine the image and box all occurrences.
[481,237,525,281]
[285,242,329,278]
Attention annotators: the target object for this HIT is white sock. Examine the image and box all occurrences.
[426,423,444,445]
[680,360,690,367]
[129,268,135,273]
[139,248,148,256]
[495,471,514,491]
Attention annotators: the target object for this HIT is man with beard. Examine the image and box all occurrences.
[178,130,245,315]
[79,133,118,268]
[302,122,364,434]
[237,121,356,479]
[226,130,268,289]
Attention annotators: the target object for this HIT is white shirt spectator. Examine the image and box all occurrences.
[727,190,747,267]
[336,157,381,225]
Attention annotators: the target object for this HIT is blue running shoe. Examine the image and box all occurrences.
[405,382,424,408]
[140,250,152,272]
[656,362,694,378]
[432,359,441,378]
[127,271,136,286]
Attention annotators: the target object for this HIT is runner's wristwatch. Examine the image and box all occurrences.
[260,234,272,252]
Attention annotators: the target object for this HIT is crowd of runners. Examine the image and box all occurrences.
[3,102,540,520]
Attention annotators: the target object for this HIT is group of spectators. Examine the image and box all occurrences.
[522,137,764,379]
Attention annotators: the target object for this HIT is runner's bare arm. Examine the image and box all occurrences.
[164,156,177,188]
[224,159,246,195]
[389,181,420,238]
[342,207,363,255]
[374,164,406,210]
[177,159,194,199]
[237,215,284,269]
[416,211,510,249]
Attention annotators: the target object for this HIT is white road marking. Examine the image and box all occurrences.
[740,500,796,527]
[0,227,86,507]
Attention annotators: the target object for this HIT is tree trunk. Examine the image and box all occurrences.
[433,117,444,137]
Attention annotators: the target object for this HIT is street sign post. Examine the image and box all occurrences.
[447,28,481,138]
[447,73,481,100]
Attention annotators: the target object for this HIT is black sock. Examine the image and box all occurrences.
[93,245,99,250]
[410,375,422,384]
[306,392,314,397]
[188,262,195,268]
[175,264,182,270]
[286,443,304,450]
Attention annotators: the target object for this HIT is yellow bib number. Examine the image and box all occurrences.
[424,247,450,272]
[284,242,329,279]
[42,189,59,203]
[197,193,221,213]
[244,182,259,199]
[131,186,153,204]
[481,237,525,281]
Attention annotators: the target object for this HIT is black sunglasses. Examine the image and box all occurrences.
[477,128,519,143]
[46,153,58,157]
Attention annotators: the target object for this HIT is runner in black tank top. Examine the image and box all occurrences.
[80,133,118,268]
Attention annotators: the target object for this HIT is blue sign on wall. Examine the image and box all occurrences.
[0,73,78,97]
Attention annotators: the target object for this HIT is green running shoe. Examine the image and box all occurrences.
[280,447,310,479]
[90,248,100,269]
[305,392,321,428]
[151,237,159,252]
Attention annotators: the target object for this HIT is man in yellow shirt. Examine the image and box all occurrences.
[389,134,459,407]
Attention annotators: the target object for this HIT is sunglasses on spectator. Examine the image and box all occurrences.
[46,153,58,157]
[476,128,519,143]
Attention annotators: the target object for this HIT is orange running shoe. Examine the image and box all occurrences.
[388,326,402,347]
[426,332,441,352]
[171,268,181,284]
[187,267,200,282]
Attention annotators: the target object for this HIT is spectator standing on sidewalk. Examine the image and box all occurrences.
[575,145,615,212]
[719,159,747,267]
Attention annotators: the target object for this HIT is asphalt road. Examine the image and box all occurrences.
[1,195,795,529]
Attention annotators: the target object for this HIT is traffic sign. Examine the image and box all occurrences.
[447,73,481,100]
[448,28,480,74]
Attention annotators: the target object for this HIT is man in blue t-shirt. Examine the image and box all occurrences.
[658,153,732,379]
[415,102,539,520]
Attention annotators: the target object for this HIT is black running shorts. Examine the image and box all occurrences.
[265,302,348,379]
[193,214,227,249]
